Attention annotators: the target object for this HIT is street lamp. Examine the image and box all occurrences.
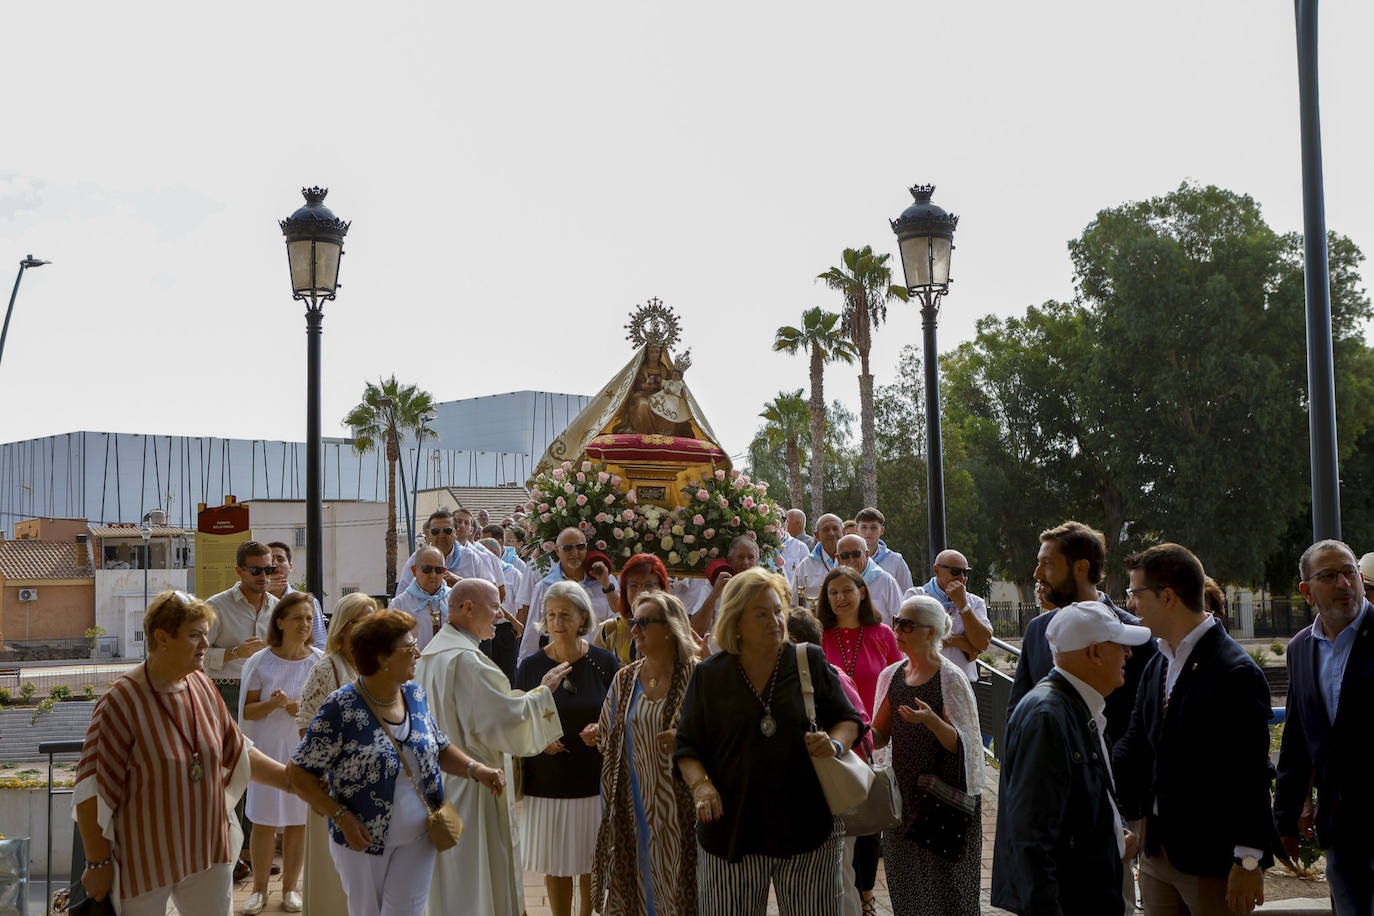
[412,414,435,552]
[280,188,349,599]
[140,523,152,658]
[0,255,51,369]
[891,184,958,560]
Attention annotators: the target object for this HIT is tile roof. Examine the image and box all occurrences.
[88,525,193,539]
[0,540,94,580]
[433,486,531,520]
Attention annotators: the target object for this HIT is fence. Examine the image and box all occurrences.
[0,637,121,663]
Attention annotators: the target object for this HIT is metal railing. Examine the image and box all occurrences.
[973,636,1020,763]
[0,637,122,662]
[38,740,83,916]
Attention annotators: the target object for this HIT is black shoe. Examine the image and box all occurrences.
[233,859,251,882]
[270,863,282,876]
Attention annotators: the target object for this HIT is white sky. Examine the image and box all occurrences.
[2,1,1371,463]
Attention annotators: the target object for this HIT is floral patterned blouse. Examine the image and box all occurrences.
[290,680,450,855]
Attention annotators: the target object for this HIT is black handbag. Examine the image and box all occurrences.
[902,772,976,861]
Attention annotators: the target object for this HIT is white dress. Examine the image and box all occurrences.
[240,646,323,826]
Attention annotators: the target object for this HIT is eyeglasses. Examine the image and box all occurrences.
[630,617,667,630]
[937,564,971,578]
[243,565,278,576]
[392,641,420,656]
[1125,585,1165,599]
[417,564,447,575]
[893,619,929,634]
[429,527,454,536]
[836,550,865,561]
[1306,566,1361,586]
[559,544,588,552]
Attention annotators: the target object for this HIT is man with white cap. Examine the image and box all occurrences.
[992,600,1152,916]
[1358,551,1374,605]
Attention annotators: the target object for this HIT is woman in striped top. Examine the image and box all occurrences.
[74,590,294,916]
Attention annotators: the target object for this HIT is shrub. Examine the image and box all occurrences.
[977,652,995,667]
[82,684,97,701]
[0,687,10,705]
[1247,647,1270,667]
[50,685,73,701]
[30,696,55,725]
[1270,641,1286,657]
[18,682,36,701]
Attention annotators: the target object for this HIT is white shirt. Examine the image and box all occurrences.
[671,577,712,616]
[1158,614,1218,704]
[904,581,991,681]
[776,535,810,586]
[859,563,903,627]
[791,552,838,605]
[394,541,502,596]
[1053,664,1125,858]
[204,583,276,680]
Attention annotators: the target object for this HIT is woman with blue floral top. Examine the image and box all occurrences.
[288,609,505,916]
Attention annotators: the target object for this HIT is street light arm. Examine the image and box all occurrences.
[0,263,29,371]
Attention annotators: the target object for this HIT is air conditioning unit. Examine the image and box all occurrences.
[17,588,38,602]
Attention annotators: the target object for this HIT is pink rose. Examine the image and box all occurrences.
[543,541,556,552]
[718,497,729,509]
[580,520,591,530]
[610,475,621,487]
[576,494,588,506]
[645,532,655,541]
[627,490,638,504]
[595,512,607,522]
[732,476,746,490]
[764,523,777,533]
[730,516,741,527]
[708,547,720,557]
[576,472,586,483]
[683,534,696,544]
[563,482,575,494]
[561,461,573,472]
[604,494,615,504]
[703,528,715,538]
[613,527,624,539]
[693,514,706,526]
[596,539,607,550]
[540,513,551,523]
[552,468,565,480]
[622,509,635,521]
[696,488,710,501]
[715,469,726,481]
[756,483,767,493]
[743,496,755,509]
[597,472,610,484]
[525,500,536,512]
[729,469,741,479]
[555,496,567,508]
[582,461,592,473]
[759,504,771,516]
[538,503,549,513]
[747,530,757,539]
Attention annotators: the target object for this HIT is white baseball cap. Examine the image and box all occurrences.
[1046,600,1153,653]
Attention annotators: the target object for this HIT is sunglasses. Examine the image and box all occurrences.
[417,564,447,575]
[937,564,971,578]
[559,544,589,552]
[243,565,279,576]
[893,619,929,634]
[836,550,865,561]
[630,617,666,630]
[429,527,455,536]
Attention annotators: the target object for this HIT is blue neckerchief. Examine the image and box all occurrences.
[541,562,589,585]
[921,576,956,613]
[872,540,894,564]
[404,579,449,613]
[442,542,464,571]
[860,559,884,585]
[503,546,521,566]
[809,541,837,569]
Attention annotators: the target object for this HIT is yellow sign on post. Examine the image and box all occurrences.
[196,497,251,598]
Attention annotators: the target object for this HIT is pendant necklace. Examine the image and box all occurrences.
[835,627,862,678]
[144,662,205,783]
[358,677,405,725]
[737,645,784,737]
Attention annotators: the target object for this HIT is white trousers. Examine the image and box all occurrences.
[117,862,234,916]
[330,833,437,916]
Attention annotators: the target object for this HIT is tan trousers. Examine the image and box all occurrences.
[1140,848,1233,916]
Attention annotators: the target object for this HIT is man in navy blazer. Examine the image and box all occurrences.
[1113,543,1273,915]
[1008,521,1157,749]
[1276,539,1374,915]
[992,600,1153,915]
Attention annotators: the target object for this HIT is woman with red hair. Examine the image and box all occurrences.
[595,553,669,664]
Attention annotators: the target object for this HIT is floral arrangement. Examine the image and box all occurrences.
[520,462,784,575]
[524,460,637,571]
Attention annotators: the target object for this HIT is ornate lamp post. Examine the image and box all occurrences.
[140,523,152,657]
[891,184,958,560]
[280,188,349,599]
[0,255,51,369]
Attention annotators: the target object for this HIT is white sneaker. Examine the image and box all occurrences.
[284,890,303,912]
[242,891,267,915]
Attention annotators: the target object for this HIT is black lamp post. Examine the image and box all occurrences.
[280,188,349,600]
[891,184,958,561]
[1,255,51,369]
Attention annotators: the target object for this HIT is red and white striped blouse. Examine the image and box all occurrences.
[75,666,246,898]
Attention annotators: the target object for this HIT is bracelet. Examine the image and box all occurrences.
[86,856,112,870]
[830,738,845,758]
[330,804,348,820]
[688,774,711,792]
[602,585,616,594]
[467,760,480,779]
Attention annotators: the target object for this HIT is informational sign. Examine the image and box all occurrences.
[196,498,251,598]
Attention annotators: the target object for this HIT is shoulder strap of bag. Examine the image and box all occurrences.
[353,682,436,815]
[795,642,818,731]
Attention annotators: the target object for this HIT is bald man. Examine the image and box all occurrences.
[835,534,903,626]
[791,513,843,606]
[389,545,450,648]
[786,508,815,549]
[904,548,993,681]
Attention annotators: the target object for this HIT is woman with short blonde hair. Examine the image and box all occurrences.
[711,567,791,655]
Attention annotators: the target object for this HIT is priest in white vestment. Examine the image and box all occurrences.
[416,578,568,916]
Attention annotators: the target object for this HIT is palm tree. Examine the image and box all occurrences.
[343,376,437,595]
[773,308,856,523]
[818,245,909,508]
[753,390,810,510]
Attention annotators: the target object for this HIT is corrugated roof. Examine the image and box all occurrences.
[0,540,94,580]
[88,525,193,538]
[434,486,530,520]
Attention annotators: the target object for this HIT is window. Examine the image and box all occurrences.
[294,527,306,548]
[341,586,359,596]
[134,630,144,642]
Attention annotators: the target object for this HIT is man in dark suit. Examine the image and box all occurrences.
[1113,543,1273,915]
[1008,520,1157,749]
[1276,539,1374,915]
[993,600,1152,915]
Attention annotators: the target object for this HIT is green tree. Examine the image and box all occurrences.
[773,308,856,522]
[344,377,437,595]
[819,246,909,509]
[752,390,811,510]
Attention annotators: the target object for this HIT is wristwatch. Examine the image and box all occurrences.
[1234,855,1260,872]
[602,585,616,594]
[830,738,845,758]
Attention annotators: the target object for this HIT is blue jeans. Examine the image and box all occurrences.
[1327,845,1374,916]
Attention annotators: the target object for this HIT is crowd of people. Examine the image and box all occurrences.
[69,502,1370,916]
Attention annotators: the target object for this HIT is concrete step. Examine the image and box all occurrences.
[0,702,94,761]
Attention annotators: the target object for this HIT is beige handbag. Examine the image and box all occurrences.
[794,643,876,814]
[356,685,465,851]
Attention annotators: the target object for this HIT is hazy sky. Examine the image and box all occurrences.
[3,1,1371,465]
